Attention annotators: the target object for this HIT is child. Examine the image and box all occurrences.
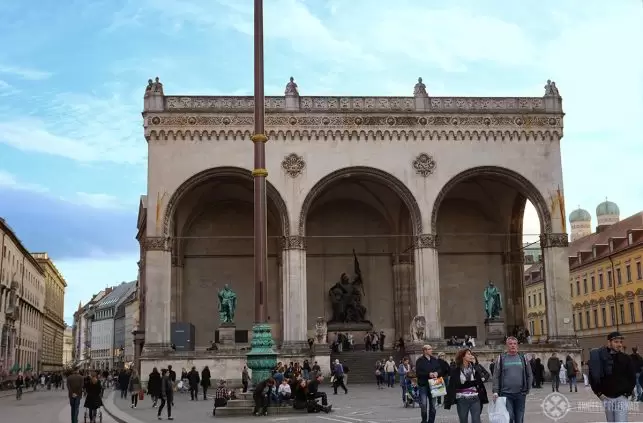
[278,379,292,406]
[406,378,419,405]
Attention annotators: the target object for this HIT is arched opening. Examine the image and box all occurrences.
[300,167,422,343]
[166,167,288,346]
[432,166,551,344]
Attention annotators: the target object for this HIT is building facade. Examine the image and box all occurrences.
[63,326,73,366]
[72,290,109,369]
[137,76,573,354]
[33,252,67,372]
[571,211,643,358]
[90,282,136,369]
[524,263,547,342]
[0,218,45,374]
[124,292,138,366]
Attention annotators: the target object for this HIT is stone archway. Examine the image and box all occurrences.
[299,167,423,342]
[431,166,552,343]
[163,167,289,345]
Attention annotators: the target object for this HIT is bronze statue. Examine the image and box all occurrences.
[217,284,237,323]
[328,250,369,324]
[483,281,502,320]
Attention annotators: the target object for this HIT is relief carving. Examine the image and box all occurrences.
[412,153,436,177]
[539,233,569,248]
[281,236,306,250]
[281,153,306,177]
[142,236,171,251]
[414,234,440,249]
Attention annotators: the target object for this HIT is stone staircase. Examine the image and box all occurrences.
[215,391,307,417]
[331,349,405,384]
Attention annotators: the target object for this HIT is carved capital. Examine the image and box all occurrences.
[414,234,439,249]
[142,236,172,251]
[281,236,306,250]
[539,233,569,248]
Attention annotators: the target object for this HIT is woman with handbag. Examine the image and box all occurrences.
[128,370,142,408]
[444,348,488,423]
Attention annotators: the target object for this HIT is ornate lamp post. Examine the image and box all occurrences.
[246,0,277,385]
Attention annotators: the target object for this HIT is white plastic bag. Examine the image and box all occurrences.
[488,396,510,423]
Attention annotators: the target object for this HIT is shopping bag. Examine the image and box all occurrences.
[428,377,446,397]
[138,390,144,400]
[488,396,510,423]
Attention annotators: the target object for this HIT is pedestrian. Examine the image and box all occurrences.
[67,368,84,423]
[415,344,446,423]
[201,366,211,400]
[547,353,561,392]
[128,370,141,408]
[491,336,532,423]
[589,331,636,421]
[630,346,643,400]
[157,368,174,420]
[444,348,488,423]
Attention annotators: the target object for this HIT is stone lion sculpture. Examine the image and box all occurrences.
[410,315,426,342]
[315,317,327,344]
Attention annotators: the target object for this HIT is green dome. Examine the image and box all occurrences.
[569,208,591,223]
[596,200,620,216]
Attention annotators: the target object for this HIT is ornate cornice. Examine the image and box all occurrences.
[142,236,172,252]
[414,234,440,249]
[144,113,563,142]
[281,236,306,250]
[162,96,549,113]
[539,233,569,248]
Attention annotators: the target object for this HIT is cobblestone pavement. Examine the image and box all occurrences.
[104,382,643,422]
[0,387,118,423]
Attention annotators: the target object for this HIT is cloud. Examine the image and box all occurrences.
[58,254,138,324]
[0,64,52,80]
[0,173,137,260]
[0,91,146,164]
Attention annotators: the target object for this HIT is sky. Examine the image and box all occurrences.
[0,0,641,324]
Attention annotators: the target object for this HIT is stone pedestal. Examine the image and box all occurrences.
[485,319,506,346]
[219,323,236,347]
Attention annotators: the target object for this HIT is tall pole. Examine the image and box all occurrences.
[247,0,276,386]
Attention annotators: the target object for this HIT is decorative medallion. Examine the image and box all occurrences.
[187,116,196,125]
[281,153,306,178]
[222,117,231,125]
[412,153,437,177]
[418,117,427,125]
[151,116,161,125]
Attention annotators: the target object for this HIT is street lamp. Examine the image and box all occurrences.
[246,0,277,385]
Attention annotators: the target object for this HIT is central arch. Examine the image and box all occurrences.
[299,167,423,342]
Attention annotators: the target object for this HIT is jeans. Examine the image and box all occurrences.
[568,375,577,391]
[387,372,395,387]
[603,396,629,422]
[456,396,482,423]
[69,396,81,423]
[158,397,172,417]
[418,385,437,423]
[120,389,127,399]
[636,372,642,400]
[503,392,527,423]
[333,375,348,394]
[401,383,407,402]
[551,372,560,391]
[131,393,138,407]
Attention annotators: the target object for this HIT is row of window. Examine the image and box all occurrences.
[571,262,643,297]
[574,299,643,330]
[1,244,44,296]
[527,319,547,337]
[527,292,543,308]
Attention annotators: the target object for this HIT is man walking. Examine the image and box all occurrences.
[67,368,84,423]
[492,336,532,423]
[630,346,643,400]
[589,331,636,421]
[547,353,561,392]
[416,344,445,423]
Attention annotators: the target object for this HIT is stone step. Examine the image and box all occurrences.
[226,399,255,408]
[215,404,307,417]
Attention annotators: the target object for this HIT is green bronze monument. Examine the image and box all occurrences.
[483,281,502,320]
[217,284,237,323]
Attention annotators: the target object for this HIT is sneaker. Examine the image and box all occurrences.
[168,418,174,421]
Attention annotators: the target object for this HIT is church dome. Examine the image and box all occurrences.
[596,200,620,216]
[569,207,591,223]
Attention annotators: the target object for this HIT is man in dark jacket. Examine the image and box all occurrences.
[187,366,200,400]
[67,368,84,423]
[547,353,562,392]
[589,331,636,422]
[415,344,446,423]
[118,370,130,399]
[253,378,275,416]
[157,369,174,420]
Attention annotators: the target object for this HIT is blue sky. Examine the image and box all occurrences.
[0,0,641,324]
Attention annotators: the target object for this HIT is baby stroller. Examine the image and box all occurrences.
[403,377,420,408]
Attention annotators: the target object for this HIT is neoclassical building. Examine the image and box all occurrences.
[136,77,574,355]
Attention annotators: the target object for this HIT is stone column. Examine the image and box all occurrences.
[171,256,183,322]
[281,236,308,349]
[414,234,441,340]
[142,236,172,353]
[392,256,414,339]
[540,233,575,342]
[502,251,526,332]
